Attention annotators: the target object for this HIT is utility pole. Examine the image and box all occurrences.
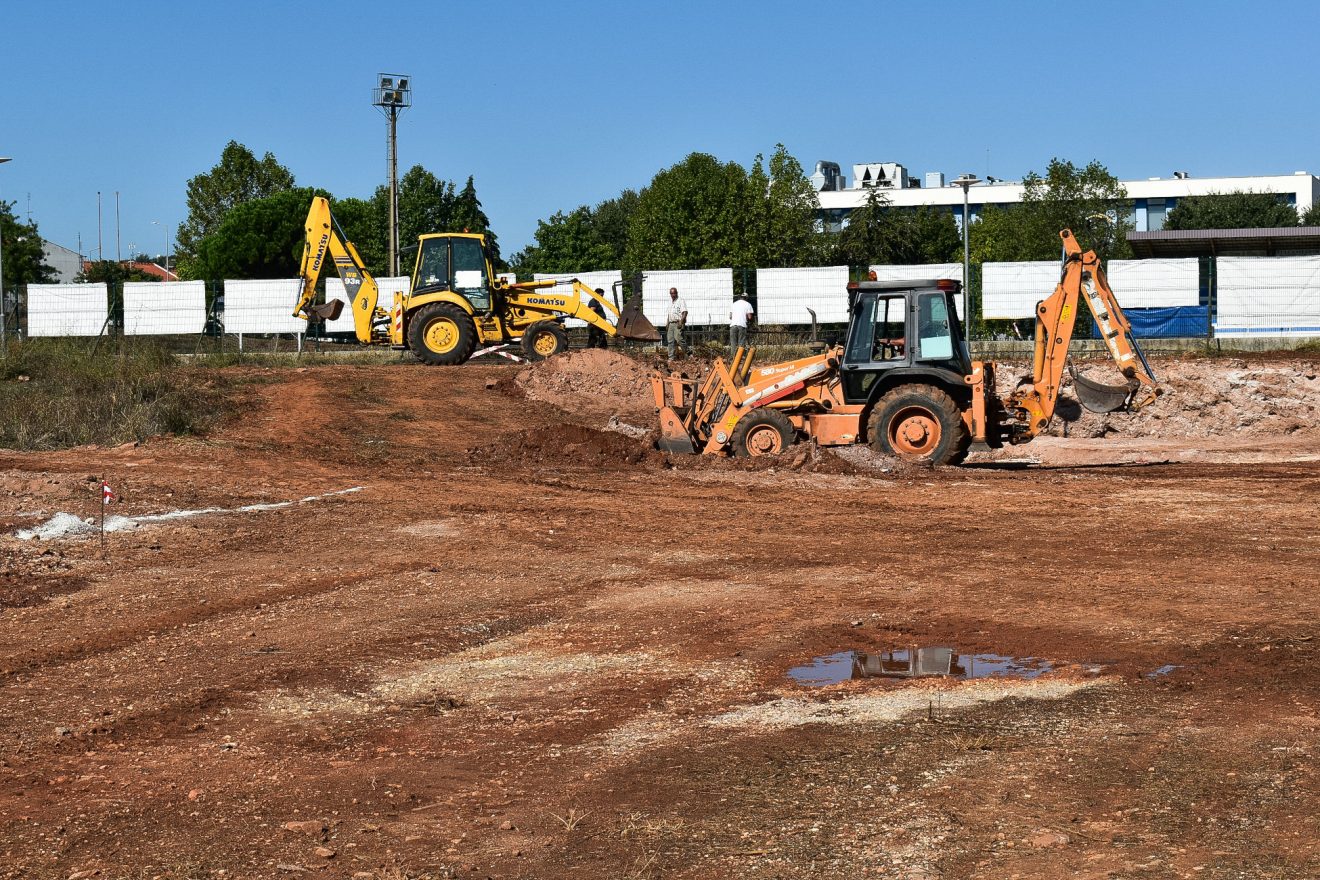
[97,191,103,262]
[373,74,411,276]
[115,191,121,263]
[0,158,11,356]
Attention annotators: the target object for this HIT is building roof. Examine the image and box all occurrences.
[1126,226,1320,258]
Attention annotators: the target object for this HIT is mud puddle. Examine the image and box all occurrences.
[789,646,1054,687]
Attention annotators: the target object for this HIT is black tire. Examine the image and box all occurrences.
[520,321,569,361]
[867,384,970,466]
[729,408,796,458]
[408,302,477,366]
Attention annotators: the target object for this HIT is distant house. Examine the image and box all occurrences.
[42,240,82,283]
[77,259,179,282]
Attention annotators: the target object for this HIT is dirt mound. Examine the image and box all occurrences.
[516,349,655,424]
[1000,356,1320,441]
[468,422,659,469]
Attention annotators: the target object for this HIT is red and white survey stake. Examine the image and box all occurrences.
[99,480,114,549]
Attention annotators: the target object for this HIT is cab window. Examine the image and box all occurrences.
[916,293,953,360]
[415,238,448,291]
[845,294,907,364]
[450,238,490,311]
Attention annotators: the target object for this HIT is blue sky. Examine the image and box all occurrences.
[2,0,1318,259]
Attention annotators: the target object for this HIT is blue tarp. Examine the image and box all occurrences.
[1094,306,1209,338]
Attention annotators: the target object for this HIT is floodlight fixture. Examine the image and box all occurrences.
[373,72,412,109]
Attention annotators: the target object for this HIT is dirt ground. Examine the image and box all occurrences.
[1,350,1317,880]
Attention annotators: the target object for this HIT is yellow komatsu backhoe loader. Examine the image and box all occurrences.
[652,229,1160,465]
[293,197,659,365]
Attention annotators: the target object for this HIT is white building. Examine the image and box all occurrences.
[812,161,1320,232]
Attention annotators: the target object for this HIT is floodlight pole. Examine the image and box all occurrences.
[0,158,11,356]
[952,174,982,333]
[373,74,411,278]
[388,104,399,276]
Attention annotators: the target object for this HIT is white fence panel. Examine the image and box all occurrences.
[981,261,1060,319]
[868,263,966,318]
[641,269,733,326]
[755,266,850,324]
[534,271,622,328]
[1106,259,1199,308]
[122,281,206,335]
[496,272,517,284]
[323,277,410,333]
[1214,256,1320,338]
[222,279,307,335]
[26,283,108,337]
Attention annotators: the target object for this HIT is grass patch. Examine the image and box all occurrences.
[0,338,234,450]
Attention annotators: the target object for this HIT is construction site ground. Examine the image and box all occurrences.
[1,350,1318,880]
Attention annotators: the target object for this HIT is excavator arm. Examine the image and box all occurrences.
[293,197,384,344]
[1006,229,1159,437]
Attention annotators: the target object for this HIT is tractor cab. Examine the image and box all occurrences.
[411,233,494,312]
[839,279,971,404]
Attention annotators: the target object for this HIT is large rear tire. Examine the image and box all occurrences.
[520,321,569,361]
[408,302,477,366]
[868,384,970,466]
[730,409,796,458]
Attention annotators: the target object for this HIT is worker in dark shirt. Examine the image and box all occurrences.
[587,287,609,349]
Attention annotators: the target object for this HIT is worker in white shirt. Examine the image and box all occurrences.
[666,287,688,359]
[729,294,755,355]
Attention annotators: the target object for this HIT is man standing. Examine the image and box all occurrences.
[587,287,608,349]
[666,287,687,359]
[729,293,754,355]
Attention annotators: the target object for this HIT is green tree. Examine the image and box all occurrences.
[1164,191,1299,230]
[971,158,1132,262]
[833,187,892,266]
[188,187,328,280]
[763,144,824,267]
[328,196,386,276]
[175,141,295,266]
[512,208,615,276]
[511,190,640,277]
[591,189,639,267]
[625,152,752,270]
[1303,202,1320,226]
[452,176,502,266]
[0,200,56,291]
[364,168,502,274]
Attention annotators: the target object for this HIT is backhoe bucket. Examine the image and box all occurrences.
[311,299,344,322]
[1069,364,1134,414]
[616,300,661,342]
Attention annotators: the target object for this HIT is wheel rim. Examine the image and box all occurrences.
[533,332,558,356]
[745,424,784,456]
[889,406,941,456]
[424,317,460,354]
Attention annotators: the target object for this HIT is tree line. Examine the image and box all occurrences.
[5,143,1320,297]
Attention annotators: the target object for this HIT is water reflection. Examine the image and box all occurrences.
[788,646,1053,688]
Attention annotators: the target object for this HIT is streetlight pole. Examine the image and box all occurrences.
[373,74,411,277]
[952,174,982,335]
[0,157,11,356]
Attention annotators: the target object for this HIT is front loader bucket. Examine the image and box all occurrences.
[616,300,661,342]
[1069,363,1134,414]
[656,405,697,454]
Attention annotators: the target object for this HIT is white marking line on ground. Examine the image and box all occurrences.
[14,487,365,541]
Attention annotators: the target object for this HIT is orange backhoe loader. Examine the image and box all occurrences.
[652,229,1159,465]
